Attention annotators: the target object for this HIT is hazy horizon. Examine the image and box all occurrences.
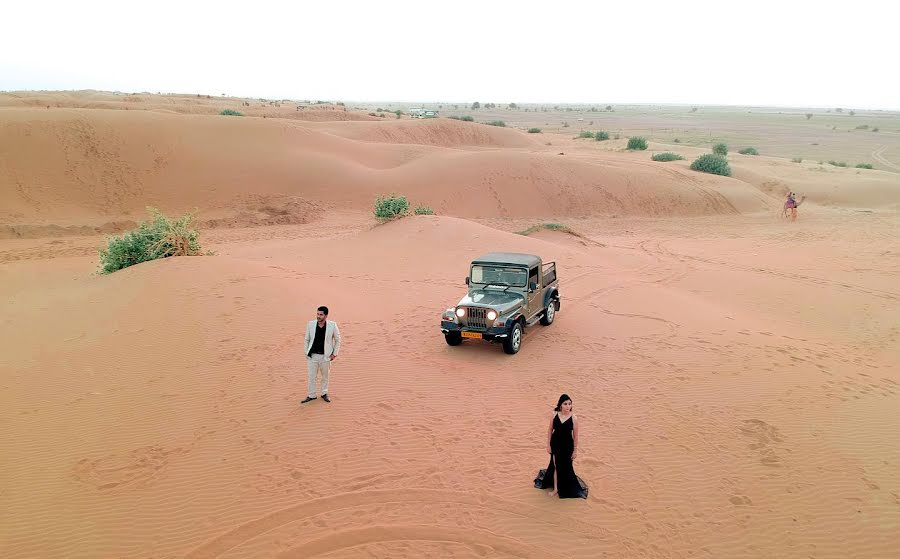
[5,89,899,113]
[3,0,898,111]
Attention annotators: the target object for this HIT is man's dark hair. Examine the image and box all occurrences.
[317,306,329,316]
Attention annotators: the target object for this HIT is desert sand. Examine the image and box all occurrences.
[1,91,899,558]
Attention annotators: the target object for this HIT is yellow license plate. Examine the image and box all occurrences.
[461,331,483,339]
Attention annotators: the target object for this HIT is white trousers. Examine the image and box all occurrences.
[307,354,331,397]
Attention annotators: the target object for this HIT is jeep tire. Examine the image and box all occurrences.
[540,299,557,326]
[503,322,523,354]
[445,332,463,346]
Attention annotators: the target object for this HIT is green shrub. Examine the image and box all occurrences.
[855,124,869,130]
[855,163,873,169]
[690,154,731,176]
[673,138,681,143]
[220,109,243,116]
[98,208,203,274]
[627,137,648,150]
[578,131,595,139]
[873,127,879,132]
[487,120,506,127]
[414,206,435,215]
[527,128,542,133]
[562,122,570,128]
[515,223,571,235]
[828,160,848,167]
[651,152,684,162]
[738,147,759,155]
[712,142,728,155]
[374,195,409,220]
[792,157,803,163]
[595,131,610,141]
[448,115,474,122]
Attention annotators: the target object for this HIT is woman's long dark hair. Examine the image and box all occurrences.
[554,393,572,412]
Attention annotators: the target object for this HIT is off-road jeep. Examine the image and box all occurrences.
[440,252,560,354]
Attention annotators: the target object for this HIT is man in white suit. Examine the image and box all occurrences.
[301,306,341,404]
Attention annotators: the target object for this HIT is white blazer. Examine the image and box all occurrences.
[305,320,341,357]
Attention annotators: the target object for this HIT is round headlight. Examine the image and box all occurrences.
[456,307,466,317]
[487,310,498,321]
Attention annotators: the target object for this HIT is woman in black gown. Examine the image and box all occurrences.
[534,394,588,499]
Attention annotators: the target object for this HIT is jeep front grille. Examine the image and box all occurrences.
[463,307,488,330]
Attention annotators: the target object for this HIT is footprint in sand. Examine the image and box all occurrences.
[729,495,753,506]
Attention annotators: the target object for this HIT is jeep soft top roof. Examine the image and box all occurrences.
[471,252,541,268]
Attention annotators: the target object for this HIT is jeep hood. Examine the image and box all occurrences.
[457,290,525,313]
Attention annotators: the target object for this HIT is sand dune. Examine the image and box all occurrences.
[1,93,900,558]
[309,117,540,148]
[1,107,788,238]
[3,213,899,558]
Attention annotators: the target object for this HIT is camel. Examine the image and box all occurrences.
[782,194,806,220]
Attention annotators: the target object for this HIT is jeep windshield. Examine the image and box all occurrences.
[470,265,527,288]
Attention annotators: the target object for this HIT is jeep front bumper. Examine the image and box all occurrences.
[441,321,510,340]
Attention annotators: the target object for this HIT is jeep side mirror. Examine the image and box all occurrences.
[529,281,537,292]
[465,277,470,285]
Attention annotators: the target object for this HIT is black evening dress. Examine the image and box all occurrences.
[534,413,588,499]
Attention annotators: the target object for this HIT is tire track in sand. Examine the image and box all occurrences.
[185,488,611,559]
[871,145,900,172]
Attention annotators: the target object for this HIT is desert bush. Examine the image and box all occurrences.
[805,113,813,120]
[374,194,409,220]
[595,131,610,141]
[471,101,481,109]
[690,154,731,176]
[855,124,869,130]
[578,131,595,139]
[219,109,243,116]
[712,142,728,156]
[738,147,759,155]
[414,206,435,215]
[516,223,571,235]
[827,160,848,167]
[527,128,542,133]
[792,157,803,163]
[627,137,648,150]
[673,138,681,143]
[873,127,879,132]
[487,120,506,127]
[98,208,203,274]
[448,115,475,122]
[855,163,873,169]
[651,152,684,162]
[562,122,570,128]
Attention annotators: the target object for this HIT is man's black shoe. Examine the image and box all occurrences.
[301,396,317,404]
[322,394,331,403]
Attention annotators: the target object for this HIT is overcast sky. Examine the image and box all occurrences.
[2,0,897,109]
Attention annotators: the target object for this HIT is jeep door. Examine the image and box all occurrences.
[527,265,541,317]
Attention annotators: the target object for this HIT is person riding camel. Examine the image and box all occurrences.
[783,192,804,221]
